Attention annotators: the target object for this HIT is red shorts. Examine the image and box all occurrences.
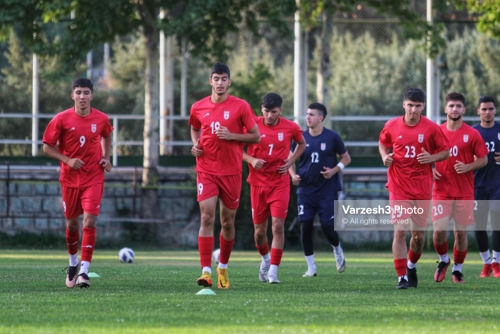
[196,172,242,210]
[61,183,104,219]
[250,183,290,224]
[389,192,431,228]
[432,195,475,226]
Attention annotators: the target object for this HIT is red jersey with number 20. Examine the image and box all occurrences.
[247,117,304,187]
[42,108,113,188]
[188,95,257,175]
[433,123,487,197]
[379,115,449,199]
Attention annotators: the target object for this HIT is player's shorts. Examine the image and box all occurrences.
[389,192,430,228]
[62,183,104,219]
[297,192,338,226]
[250,183,290,224]
[196,172,242,210]
[475,186,500,212]
[432,195,474,226]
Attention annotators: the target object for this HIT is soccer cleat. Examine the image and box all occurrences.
[64,265,79,288]
[196,271,213,288]
[259,261,270,283]
[434,260,450,282]
[76,273,90,288]
[216,268,230,289]
[407,267,418,288]
[452,270,464,283]
[492,262,500,278]
[334,247,346,273]
[302,269,317,277]
[267,274,280,284]
[397,277,409,290]
[479,264,492,278]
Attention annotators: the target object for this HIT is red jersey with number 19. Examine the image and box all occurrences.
[42,108,113,188]
[188,95,257,175]
[433,123,487,197]
[379,115,449,199]
[246,117,304,187]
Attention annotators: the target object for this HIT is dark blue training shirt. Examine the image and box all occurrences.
[473,121,500,188]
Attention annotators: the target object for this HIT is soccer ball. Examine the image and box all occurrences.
[212,248,220,263]
[118,247,135,263]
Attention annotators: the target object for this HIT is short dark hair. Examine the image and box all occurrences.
[478,95,496,108]
[262,93,283,109]
[210,62,230,79]
[72,78,93,92]
[445,92,466,105]
[308,102,327,122]
[404,88,425,103]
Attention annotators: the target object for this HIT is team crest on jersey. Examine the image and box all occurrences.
[321,143,326,151]
[91,124,97,133]
[278,132,284,141]
[463,134,469,142]
[224,111,230,120]
[418,134,424,143]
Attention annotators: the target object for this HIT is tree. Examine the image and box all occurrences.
[456,0,500,38]
[0,0,295,219]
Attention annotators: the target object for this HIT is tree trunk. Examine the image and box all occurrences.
[316,11,333,127]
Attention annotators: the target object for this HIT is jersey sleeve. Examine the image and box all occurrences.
[379,122,393,148]
[42,115,62,146]
[472,129,488,158]
[240,102,257,130]
[291,123,304,143]
[431,125,450,153]
[333,132,347,155]
[100,116,114,138]
[188,105,201,130]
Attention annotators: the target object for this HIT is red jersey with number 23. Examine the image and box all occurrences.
[188,95,257,175]
[379,115,449,199]
[42,108,113,188]
[433,123,487,198]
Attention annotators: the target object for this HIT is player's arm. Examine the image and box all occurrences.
[287,151,301,185]
[454,155,487,174]
[278,137,306,174]
[335,150,351,172]
[216,124,261,143]
[417,148,449,164]
[378,141,393,166]
[243,151,266,170]
[42,143,85,170]
[100,136,112,172]
[190,127,203,157]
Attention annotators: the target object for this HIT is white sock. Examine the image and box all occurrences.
[452,263,463,272]
[79,261,90,275]
[69,253,79,267]
[305,254,315,269]
[493,251,500,263]
[480,250,492,264]
[262,253,270,262]
[439,253,450,263]
[399,275,408,282]
[407,260,416,270]
[333,243,342,254]
[268,264,278,277]
[218,263,227,269]
[202,267,212,274]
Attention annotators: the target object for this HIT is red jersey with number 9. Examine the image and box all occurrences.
[188,95,257,175]
[42,108,113,188]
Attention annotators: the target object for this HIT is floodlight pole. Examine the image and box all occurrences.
[32,54,39,157]
[159,10,174,155]
[426,0,440,124]
[294,1,307,128]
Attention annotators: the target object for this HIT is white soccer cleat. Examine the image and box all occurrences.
[259,260,270,282]
[302,268,317,277]
[334,247,346,273]
[267,274,280,284]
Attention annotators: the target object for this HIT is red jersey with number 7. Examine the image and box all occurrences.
[188,95,257,175]
[42,108,113,188]
[379,115,449,199]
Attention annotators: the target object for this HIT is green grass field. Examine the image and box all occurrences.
[1,250,499,333]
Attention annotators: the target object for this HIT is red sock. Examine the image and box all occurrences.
[394,258,407,277]
[270,248,283,266]
[434,240,448,255]
[256,243,269,256]
[219,235,234,265]
[408,249,421,264]
[198,236,214,268]
[80,227,96,262]
[66,228,79,255]
[453,247,467,264]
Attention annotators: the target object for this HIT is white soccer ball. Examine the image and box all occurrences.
[212,248,220,263]
[118,247,135,263]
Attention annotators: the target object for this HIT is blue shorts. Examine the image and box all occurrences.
[475,186,500,212]
[297,192,338,226]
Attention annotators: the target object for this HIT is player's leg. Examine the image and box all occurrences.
[317,193,345,273]
[450,198,474,283]
[489,197,500,277]
[431,197,452,283]
[250,185,271,282]
[298,195,317,276]
[61,186,83,288]
[393,221,409,289]
[266,184,289,284]
[475,190,492,277]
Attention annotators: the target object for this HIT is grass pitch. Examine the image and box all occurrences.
[0,250,499,333]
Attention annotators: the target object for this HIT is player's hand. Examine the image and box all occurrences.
[454,160,468,174]
[495,152,500,163]
[100,158,112,172]
[191,139,203,157]
[251,158,266,170]
[291,174,301,186]
[417,148,432,164]
[66,158,85,170]
[432,168,441,180]
[278,159,293,174]
[383,153,393,166]
[215,126,232,140]
[320,166,335,179]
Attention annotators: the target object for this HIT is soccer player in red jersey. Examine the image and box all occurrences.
[243,93,306,284]
[432,92,488,283]
[189,63,260,289]
[42,78,113,288]
[379,88,450,289]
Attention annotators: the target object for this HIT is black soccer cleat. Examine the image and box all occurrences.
[397,277,409,290]
[407,267,418,288]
